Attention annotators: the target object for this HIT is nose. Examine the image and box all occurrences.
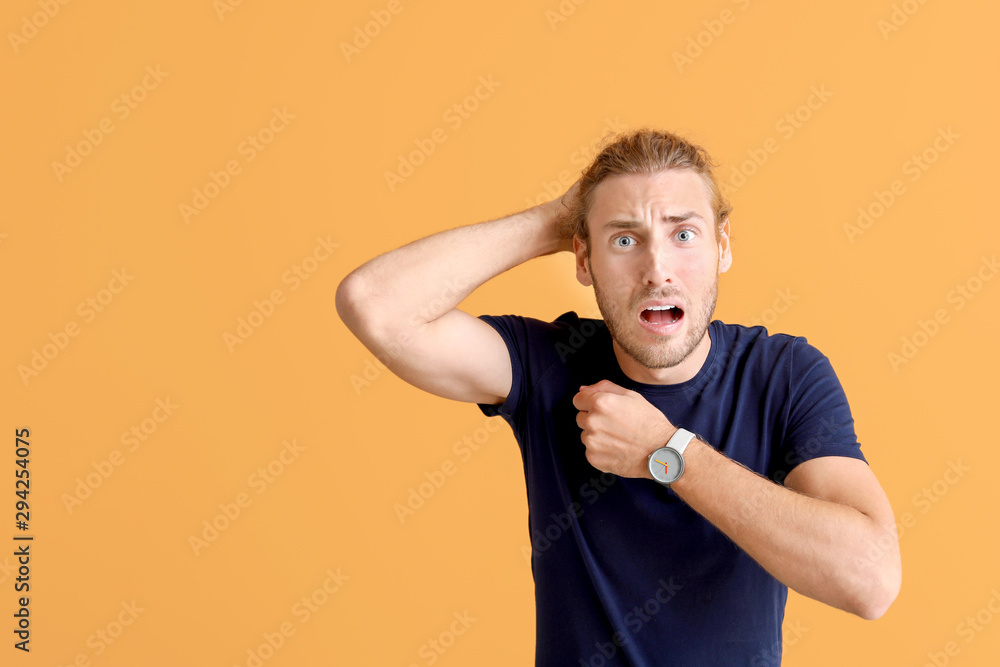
[640,240,674,286]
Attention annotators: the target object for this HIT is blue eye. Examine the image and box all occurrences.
[614,236,635,247]
[677,230,694,242]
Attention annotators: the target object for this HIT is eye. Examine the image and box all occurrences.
[613,235,636,247]
[677,229,695,242]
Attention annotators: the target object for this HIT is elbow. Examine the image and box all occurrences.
[854,590,897,621]
[336,271,374,336]
[852,553,902,621]
[335,273,357,325]
[337,270,399,353]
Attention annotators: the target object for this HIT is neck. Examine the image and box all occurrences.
[612,327,713,385]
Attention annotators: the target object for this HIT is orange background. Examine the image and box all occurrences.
[2,1,998,665]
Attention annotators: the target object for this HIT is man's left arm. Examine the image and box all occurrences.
[672,439,901,619]
[573,380,902,620]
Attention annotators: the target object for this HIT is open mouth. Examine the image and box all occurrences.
[640,305,684,326]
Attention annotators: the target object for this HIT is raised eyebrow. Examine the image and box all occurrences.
[601,219,642,231]
[663,211,705,224]
[600,212,706,231]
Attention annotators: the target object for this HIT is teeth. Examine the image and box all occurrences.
[646,305,676,311]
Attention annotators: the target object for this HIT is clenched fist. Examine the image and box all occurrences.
[572,379,678,479]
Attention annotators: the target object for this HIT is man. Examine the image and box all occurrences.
[336,129,901,665]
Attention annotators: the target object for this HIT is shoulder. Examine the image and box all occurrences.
[477,310,611,377]
[477,310,605,347]
[710,321,835,383]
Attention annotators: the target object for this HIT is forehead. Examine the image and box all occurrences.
[588,169,714,231]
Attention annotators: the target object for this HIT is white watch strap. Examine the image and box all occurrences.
[667,428,696,455]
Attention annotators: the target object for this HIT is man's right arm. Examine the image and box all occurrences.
[335,189,575,406]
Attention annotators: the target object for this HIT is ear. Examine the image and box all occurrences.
[718,217,733,274]
[573,235,592,287]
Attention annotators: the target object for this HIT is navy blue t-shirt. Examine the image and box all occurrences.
[476,311,866,666]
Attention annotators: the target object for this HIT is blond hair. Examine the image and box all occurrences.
[559,128,732,245]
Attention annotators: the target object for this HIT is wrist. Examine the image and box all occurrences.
[670,438,708,494]
[534,189,577,256]
[528,204,573,257]
[642,421,681,482]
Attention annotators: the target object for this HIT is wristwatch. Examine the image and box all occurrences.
[648,428,696,487]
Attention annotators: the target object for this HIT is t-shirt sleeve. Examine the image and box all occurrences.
[773,338,867,480]
[474,314,528,428]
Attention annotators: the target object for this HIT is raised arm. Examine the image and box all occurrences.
[336,186,576,404]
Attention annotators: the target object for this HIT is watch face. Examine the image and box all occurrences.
[649,447,684,485]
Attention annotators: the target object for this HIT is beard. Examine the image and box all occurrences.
[589,258,718,370]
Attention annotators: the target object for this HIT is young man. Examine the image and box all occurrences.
[337,129,901,665]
